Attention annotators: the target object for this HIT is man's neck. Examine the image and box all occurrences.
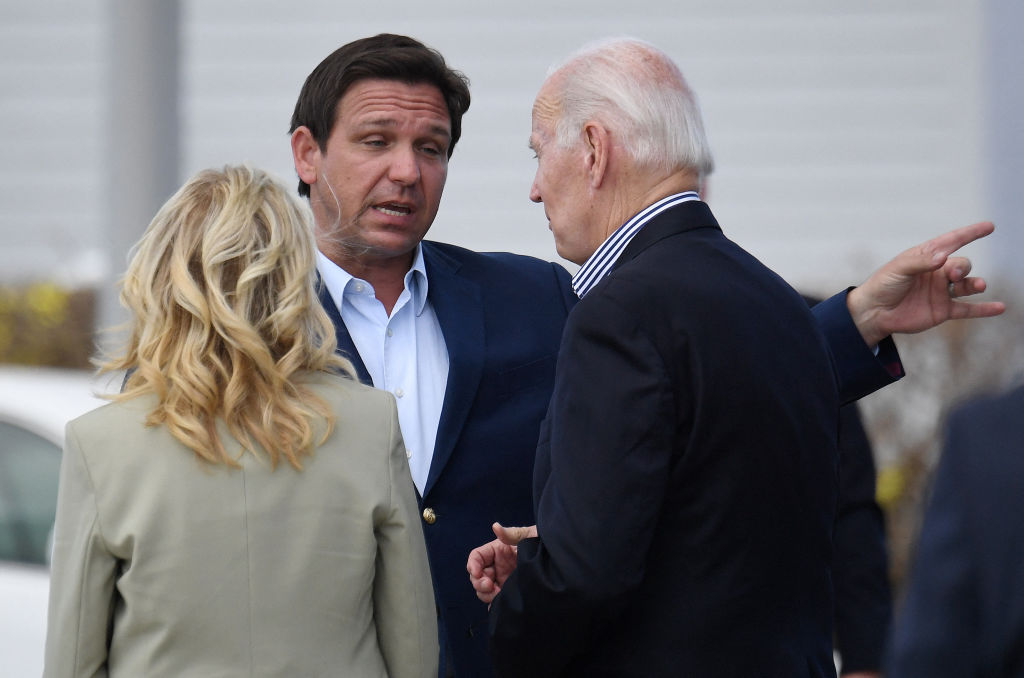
[318,242,414,316]
[598,169,701,246]
[629,172,701,223]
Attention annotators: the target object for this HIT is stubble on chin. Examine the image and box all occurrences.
[316,203,425,271]
[313,204,373,263]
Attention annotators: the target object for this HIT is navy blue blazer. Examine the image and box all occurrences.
[888,383,1024,678]
[489,201,900,678]
[317,240,575,678]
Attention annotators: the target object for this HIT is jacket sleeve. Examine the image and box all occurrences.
[43,422,115,678]
[812,290,904,403]
[372,394,439,678]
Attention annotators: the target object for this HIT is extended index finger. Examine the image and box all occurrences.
[928,221,995,261]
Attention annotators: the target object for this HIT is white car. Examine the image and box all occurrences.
[0,366,109,677]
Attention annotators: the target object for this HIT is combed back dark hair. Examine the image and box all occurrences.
[289,33,472,198]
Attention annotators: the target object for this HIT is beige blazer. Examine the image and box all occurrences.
[43,372,437,678]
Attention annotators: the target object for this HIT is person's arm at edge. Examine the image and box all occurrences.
[43,422,117,678]
[885,409,980,677]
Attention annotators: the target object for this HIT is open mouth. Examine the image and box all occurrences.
[374,202,413,217]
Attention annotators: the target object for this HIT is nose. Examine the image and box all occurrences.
[389,146,421,185]
[529,176,542,203]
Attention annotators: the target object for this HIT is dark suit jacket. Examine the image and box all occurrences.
[802,296,892,674]
[317,240,576,678]
[489,201,899,678]
[316,232,898,677]
[833,403,892,674]
[888,383,1024,678]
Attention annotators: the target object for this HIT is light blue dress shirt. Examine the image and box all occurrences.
[316,247,449,494]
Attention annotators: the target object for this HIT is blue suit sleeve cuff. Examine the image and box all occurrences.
[813,289,904,404]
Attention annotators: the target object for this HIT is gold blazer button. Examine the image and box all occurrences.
[422,507,437,525]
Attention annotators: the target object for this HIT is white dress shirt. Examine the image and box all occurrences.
[316,247,449,494]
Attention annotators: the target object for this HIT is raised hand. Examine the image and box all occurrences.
[847,221,1005,348]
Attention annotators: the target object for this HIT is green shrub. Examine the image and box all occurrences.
[0,283,96,368]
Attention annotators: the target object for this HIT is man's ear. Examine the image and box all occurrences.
[291,126,321,187]
[583,122,609,189]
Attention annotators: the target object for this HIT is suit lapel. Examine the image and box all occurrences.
[316,277,372,385]
[421,242,484,497]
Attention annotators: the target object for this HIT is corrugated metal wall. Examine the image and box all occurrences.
[1,0,995,298]
[0,1,104,284]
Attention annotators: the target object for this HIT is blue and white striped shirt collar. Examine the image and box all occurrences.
[571,191,700,298]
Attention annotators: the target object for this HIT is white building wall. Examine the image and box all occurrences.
[0,1,105,284]
[0,0,997,299]
[986,0,1024,289]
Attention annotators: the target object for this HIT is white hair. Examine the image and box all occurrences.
[547,37,714,179]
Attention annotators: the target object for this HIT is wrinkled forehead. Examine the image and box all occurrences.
[531,78,562,139]
[339,78,450,121]
[529,107,555,155]
[532,94,559,125]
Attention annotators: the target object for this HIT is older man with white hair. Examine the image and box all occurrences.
[467,38,1002,678]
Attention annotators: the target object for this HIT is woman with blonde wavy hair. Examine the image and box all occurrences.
[43,165,437,678]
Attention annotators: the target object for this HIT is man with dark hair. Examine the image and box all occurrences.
[291,34,1000,677]
[289,34,471,198]
[289,34,575,677]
